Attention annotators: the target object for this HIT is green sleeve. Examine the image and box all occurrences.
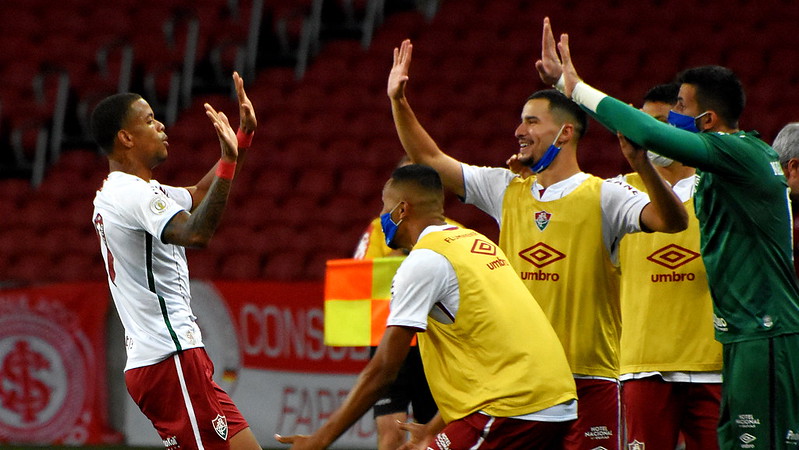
[591,96,716,170]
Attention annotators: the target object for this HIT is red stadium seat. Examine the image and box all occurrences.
[219,252,263,280]
[263,250,307,280]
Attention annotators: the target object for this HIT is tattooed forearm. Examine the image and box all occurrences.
[162,177,232,248]
[188,177,231,240]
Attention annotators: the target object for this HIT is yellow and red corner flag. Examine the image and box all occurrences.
[324,257,405,346]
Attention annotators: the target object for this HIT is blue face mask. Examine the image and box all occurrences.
[380,202,403,250]
[528,124,566,173]
[667,110,709,133]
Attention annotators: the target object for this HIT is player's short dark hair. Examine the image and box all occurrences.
[390,164,443,195]
[643,83,680,105]
[527,89,588,140]
[676,65,745,128]
[90,93,142,154]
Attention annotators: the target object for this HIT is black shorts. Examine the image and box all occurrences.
[371,346,437,423]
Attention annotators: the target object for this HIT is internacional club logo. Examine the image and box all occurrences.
[0,304,90,444]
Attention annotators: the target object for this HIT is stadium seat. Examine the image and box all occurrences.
[4,0,799,284]
[219,252,263,280]
[263,250,307,280]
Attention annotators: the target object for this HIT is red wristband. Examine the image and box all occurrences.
[215,159,237,180]
[237,128,254,148]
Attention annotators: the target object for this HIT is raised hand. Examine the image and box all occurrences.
[205,103,237,162]
[535,17,562,86]
[617,131,648,169]
[557,32,582,98]
[388,39,413,101]
[233,71,257,133]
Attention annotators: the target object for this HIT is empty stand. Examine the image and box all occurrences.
[3,0,799,285]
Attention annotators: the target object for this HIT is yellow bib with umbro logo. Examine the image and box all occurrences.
[500,175,621,378]
[619,173,721,374]
[414,227,576,423]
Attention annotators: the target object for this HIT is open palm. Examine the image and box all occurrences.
[388,39,413,101]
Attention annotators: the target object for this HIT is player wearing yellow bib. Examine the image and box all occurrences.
[351,157,468,450]
[276,165,577,449]
[618,82,722,450]
[386,39,687,450]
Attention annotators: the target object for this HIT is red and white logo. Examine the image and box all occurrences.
[647,244,700,269]
[518,243,566,268]
[628,440,645,450]
[534,210,552,231]
[470,239,497,256]
[212,414,228,440]
[0,314,88,443]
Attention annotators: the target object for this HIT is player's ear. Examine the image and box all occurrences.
[117,129,134,148]
[559,123,575,146]
[698,111,716,132]
[787,158,799,179]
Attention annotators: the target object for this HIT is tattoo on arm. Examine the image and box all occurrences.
[163,177,232,247]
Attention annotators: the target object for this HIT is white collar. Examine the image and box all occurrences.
[531,172,589,201]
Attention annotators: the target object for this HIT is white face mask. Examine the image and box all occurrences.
[647,150,675,167]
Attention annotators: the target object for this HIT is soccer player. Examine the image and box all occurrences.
[91,73,262,450]
[353,219,438,450]
[276,164,577,449]
[537,17,799,449]
[387,39,687,450]
[618,83,722,450]
[351,155,439,450]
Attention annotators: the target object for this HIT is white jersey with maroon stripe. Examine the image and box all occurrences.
[93,171,203,371]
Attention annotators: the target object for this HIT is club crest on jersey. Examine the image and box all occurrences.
[628,440,645,450]
[212,414,228,440]
[534,210,552,231]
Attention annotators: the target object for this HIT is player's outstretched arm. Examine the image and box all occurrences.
[161,104,237,248]
[543,19,713,168]
[275,326,415,449]
[388,39,466,197]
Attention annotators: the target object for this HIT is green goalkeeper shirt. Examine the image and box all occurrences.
[572,81,799,344]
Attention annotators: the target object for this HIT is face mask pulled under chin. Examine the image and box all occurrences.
[647,151,675,167]
[380,203,403,250]
[527,124,567,173]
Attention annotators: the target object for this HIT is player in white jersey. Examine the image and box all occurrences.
[91,73,262,450]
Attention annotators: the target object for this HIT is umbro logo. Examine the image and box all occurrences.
[647,244,700,270]
[740,433,757,444]
[470,239,497,256]
[519,242,566,268]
